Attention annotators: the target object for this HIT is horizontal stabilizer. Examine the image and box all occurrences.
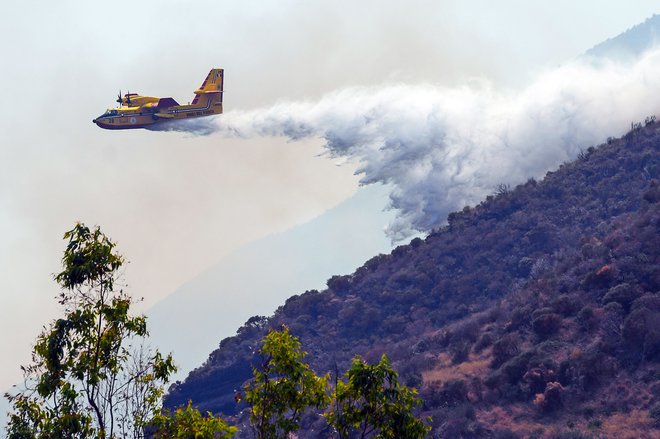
[194,89,223,94]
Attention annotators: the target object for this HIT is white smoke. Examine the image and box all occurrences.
[145,117,217,135]
[154,48,660,241]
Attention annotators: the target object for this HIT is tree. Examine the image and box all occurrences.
[5,223,176,438]
[244,326,329,438]
[326,355,430,439]
[150,401,237,439]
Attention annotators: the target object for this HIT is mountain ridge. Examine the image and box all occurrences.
[584,13,660,61]
[165,119,660,437]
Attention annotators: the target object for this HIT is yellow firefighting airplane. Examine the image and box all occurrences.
[93,68,224,130]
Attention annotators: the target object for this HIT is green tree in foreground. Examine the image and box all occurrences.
[5,224,177,438]
[244,326,330,438]
[6,223,428,438]
[326,355,430,439]
[150,401,237,438]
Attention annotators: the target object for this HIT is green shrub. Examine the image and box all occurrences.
[553,294,582,316]
[622,308,660,361]
[532,313,563,338]
[491,334,519,368]
[438,380,468,407]
[509,305,532,330]
[602,283,641,311]
[622,308,651,346]
[577,305,597,331]
[532,307,555,320]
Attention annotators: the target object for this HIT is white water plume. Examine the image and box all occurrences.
[153,48,660,241]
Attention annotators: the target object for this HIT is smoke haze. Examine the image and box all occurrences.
[148,48,660,240]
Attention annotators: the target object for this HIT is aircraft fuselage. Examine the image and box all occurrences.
[93,68,223,130]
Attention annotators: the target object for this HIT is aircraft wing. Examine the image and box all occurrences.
[156,97,180,109]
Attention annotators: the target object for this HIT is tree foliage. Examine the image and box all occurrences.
[150,401,237,439]
[5,223,176,438]
[244,326,329,438]
[325,354,430,439]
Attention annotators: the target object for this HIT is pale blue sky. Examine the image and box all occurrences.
[0,0,658,394]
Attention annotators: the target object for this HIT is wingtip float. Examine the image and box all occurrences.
[93,68,223,130]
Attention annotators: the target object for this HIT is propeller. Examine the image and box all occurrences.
[116,90,133,106]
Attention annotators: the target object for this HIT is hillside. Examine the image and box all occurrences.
[165,120,660,438]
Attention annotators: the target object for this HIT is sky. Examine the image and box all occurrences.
[0,0,659,400]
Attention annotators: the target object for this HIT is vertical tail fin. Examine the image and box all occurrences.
[197,68,224,93]
[191,68,224,113]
